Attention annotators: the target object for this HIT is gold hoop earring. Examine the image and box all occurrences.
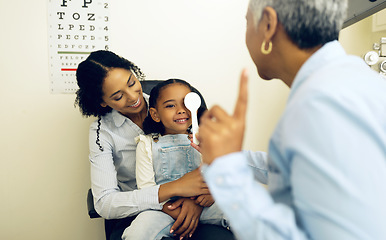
[261,41,272,55]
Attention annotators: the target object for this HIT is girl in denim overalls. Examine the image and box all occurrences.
[122,79,229,240]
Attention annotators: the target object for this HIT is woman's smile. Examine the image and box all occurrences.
[128,97,141,108]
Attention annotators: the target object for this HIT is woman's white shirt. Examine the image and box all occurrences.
[89,94,162,219]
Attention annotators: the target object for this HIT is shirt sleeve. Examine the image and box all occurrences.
[203,152,308,240]
[136,135,157,189]
[244,150,268,184]
[89,123,162,219]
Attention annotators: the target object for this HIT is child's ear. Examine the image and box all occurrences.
[100,102,107,107]
[149,108,161,122]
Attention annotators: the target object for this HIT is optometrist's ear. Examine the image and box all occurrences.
[261,6,278,42]
[149,108,161,122]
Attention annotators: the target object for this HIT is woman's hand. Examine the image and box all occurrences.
[159,169,209,204]
[197,69,249,165]
[167,198,203,239]
[162,200,181,220]
[159,168,209,203]
[175,168,209,197]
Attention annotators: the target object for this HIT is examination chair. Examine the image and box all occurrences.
[87,80,235,240]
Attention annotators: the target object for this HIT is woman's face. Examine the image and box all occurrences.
[151,83,192,135]
[100,68,145,116]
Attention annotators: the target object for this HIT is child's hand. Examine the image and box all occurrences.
[189,134,201,153]
[194,194,214,207]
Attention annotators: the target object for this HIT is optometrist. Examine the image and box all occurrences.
[197,0,386,239]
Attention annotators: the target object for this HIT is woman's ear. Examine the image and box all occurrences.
[100,102,107,108]
[261,6,278,41]
[149,108,161,122]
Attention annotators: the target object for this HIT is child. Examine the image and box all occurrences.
[121,79,229,240]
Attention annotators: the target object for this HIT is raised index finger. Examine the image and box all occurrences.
[233,68,249,120]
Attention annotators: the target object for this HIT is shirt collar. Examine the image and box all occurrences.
[290,40,346,97]
[111,93,150,128]
[111,109,126,128]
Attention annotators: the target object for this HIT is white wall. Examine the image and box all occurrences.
[3,0,381,239]
[0,1,104,239]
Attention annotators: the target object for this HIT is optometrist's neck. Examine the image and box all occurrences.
[277,39,321,88]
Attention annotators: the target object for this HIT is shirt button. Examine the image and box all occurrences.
[216,176,224,185]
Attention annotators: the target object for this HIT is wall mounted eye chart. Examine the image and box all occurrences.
[48,0,110,93]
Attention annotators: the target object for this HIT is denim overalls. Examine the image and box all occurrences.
[122,134,228,240]
[152,134,201,186]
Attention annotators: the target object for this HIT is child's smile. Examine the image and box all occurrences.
[174,117,189,123]
[150,83,193,135]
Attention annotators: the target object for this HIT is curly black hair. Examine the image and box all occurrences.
[143,79,207,135]
[75,50,145,117]
[74,50,145,151]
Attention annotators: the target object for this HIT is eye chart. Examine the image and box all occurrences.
[48,0,110,93]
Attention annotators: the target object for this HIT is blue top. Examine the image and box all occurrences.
[203,41,386,240]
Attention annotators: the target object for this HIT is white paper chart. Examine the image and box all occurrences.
[48,0,110,93]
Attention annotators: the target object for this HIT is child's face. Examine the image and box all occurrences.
[151,83,192,135]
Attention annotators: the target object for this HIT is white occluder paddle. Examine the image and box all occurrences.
[184,92,201,145]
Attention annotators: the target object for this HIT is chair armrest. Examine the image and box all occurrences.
[87,188,101,218]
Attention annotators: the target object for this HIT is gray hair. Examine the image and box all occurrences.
[248,0,348,49]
